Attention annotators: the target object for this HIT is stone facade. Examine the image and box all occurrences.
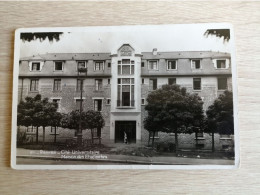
[18,44,233,150]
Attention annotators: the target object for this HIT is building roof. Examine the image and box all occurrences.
[141,51,230,59]
[20,51,230,61]
[20,53,112,61]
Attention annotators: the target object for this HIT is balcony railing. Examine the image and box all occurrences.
[117,100,135,108]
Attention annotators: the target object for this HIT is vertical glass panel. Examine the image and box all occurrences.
[131,78,134,84]
[131,65,134,74]
[131,60,134,64]
[122,65,130,74]
[118,65,121,75]
[131,85,134,106]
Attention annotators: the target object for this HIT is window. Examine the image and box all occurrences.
[31,62,40,71]
[106,98,111,105]
[217,60,226,69]
[141,62,145,67]
[167,60,177,70]
[53,79,61,91]
[76,99,83,110]
[218,78,227,90]
[117,78,135,107]
[149,79,157,90]
[77,61,87,70]
[168,78,176,85]
[108,79,110,85]
[142,78,144,84]
[148,60,158,70]
[95,79,102,91]
[94,61,104,71]
[76,79,84,91]
[54,61,63,71]
[52,99,61,111]
[191,60,201,69]
[30,79,39,91]
[141,98,145,105]
[117,59,134,75]
[193,78,201,90]
[94,99,102,111]
[108,63,111,68]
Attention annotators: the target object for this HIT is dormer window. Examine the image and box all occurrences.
[94,61,104,71]
[167,60,177,70]
[148,60,158,70]
[54,61,63,71]
[31,62,40,71]
[77,61,87,69]
[191,60,201,69]
[217,60,226,69]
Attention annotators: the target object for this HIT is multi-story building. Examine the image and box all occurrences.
[18,44,233,150]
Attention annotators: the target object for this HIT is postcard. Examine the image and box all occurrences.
[11,23,239,169]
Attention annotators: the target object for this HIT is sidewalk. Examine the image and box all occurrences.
[16,148,234,165]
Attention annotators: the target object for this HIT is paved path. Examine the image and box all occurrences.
[16,148,234,165]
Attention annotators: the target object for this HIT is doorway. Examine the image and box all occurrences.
[115,121,136,143]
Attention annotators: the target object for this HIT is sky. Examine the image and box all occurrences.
[19,24,232,57]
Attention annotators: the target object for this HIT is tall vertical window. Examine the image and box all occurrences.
[117,78,135,107]
[148,60,158,70]
[95,79,102,91]
[54,61,63,71]
[52,99,61,111]
[168,78,176,85]
[193,78,201,90]
[30,79,39,91]
[117,59,134,75]
[53,79,61,91]
[217,60,226,69]
[76,99,83,110]
[76,79,84,91]
[149,79,157,90]
[31,62,40,71]
[218,78,228,90]
[77,61,87,70]
[94,99,102,111]
[191,60,201,69]
[167,60,177,70]
[94,61,104,71]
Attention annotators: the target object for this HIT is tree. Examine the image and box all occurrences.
[206,90,234,152]
[49,111,62,143]
[20,32,63,42]
[204,29,230,42]
[17,94,42,143]
[144,84,204,151]
[61,110,105,145]
[33,97,59,147]
[85,110,105,144]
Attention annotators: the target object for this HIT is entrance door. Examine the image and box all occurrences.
[115,121,136,143]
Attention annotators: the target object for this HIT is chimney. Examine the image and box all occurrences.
[152,48,157,55]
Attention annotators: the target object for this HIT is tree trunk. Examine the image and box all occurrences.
[36,126,39,144]
[148,132,151,146]
[42,126,45,148]
[91,129,94,144]
[175,131,178,152]
[212,131,215,152]
[54,126,57,144]
[152,131,155,148]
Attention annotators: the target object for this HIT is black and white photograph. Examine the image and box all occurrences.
[11,24,238,169]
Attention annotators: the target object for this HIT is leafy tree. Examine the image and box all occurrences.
[206,90,234,151]
[144,84,204,151]
[20,32,63,42]
[85,110,105,144]
[204,29,230,42]
[17,95,41,143]
[49,111,62,143]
